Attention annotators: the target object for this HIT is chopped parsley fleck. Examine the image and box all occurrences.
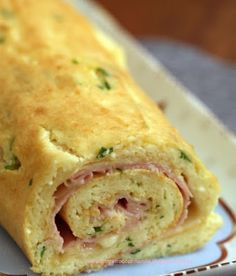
[0,9,14,19]
[96,67,109,77]
[95,67,111,90]
[40,246,46,259]
[167,244,172,248]
[126,237,135,247]
[96,147,113,159]
[156,204,160,208]
[130,249,141,255]
[28,178,33,186]
[71,58,79,65]
[98,80,111,90]
[160,215,164,219]
[5,154,21,170]
[128,242,135,247]
[179,150,192,162]
[94,226,102,232]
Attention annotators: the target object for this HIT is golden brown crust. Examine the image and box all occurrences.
[0,1,221,275]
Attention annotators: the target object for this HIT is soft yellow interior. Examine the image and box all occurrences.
[57,169,183,266]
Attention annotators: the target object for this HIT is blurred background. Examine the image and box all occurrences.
[95,0,236,133]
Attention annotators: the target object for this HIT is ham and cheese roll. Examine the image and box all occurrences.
[0,0,222,275]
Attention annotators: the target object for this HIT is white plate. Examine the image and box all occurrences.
[0,199,235,275]
[1,0,236,275]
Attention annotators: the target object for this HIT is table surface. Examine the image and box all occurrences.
[96,0,236,63]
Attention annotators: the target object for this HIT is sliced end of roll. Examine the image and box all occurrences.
[23,156,221,275]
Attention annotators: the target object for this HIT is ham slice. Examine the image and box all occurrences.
[53,162,192,250]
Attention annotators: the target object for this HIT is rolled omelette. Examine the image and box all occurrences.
[0,0,222,275]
